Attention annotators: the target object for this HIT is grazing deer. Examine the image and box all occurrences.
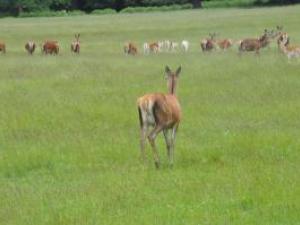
[0,42,6,54]
[137,66,182,168]
[25,41,36,55]
[71,33,80,54]
[181,40,189,52]
[124,42,138,55]
[278,32,300,58]
[149,42,159,53]
[239,29,271,54]
[217,38,233,50]
[201,33,217,51]
[42,41,59,55]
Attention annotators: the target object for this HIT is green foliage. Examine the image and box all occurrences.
[120,3,192,13]
[90,8,117,14]
[202,0,256,8]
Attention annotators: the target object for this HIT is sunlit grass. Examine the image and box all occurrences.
[0,5,300,225]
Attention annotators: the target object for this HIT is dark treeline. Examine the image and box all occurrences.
[0,0,299,15]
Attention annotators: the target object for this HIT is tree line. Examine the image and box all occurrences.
[0,0,298,15]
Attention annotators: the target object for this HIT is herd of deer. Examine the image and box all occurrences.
[0,26,298,169]
[0,34,80,55]
[135,26,300,169]
[124,26,300,59]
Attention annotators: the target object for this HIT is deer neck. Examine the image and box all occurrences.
[168,77,177,95]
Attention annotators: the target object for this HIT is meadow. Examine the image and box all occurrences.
[0,5,300,225]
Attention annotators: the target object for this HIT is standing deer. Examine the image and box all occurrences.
[201,33,217,51]
[124,42,138,55]
[239,29,271,54]
[0,42,6,54]
[137,66,182,168]
[278,32,300,58]
[149,42,159,53]
[71,34,80,54]
[181,40,189,52]
[25,41,36,55]
[42,41,59,55]
[217,38,233,50]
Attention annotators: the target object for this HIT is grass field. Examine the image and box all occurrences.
[1,5,300,225]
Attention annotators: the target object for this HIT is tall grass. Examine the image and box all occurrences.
[0,5,300,225]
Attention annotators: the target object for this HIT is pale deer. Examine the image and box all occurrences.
[25,41,36,55]
[71,33,80,54]
[0,42,6,54]
[278,32,300,59]
[181,40,189,52]
[137,66,182,168]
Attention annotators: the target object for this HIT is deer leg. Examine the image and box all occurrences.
[163,129,171,159]
[140,124,148,163]
[148,125,164,169]
[169,125,179,168]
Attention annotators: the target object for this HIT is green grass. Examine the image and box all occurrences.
[0,5,300,225]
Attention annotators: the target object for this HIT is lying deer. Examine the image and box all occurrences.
[239,29,271,54]
[0,42,6,54]
[201,33,216,51]
[71,34,80,54]
[137,66,182,168]
[42,41,59,55]
[25,41,36,55]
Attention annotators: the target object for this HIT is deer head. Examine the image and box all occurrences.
[165,66,181,95]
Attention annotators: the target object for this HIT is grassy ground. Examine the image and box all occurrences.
[0,5,300,225]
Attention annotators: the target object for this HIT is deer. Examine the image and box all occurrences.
[71,34,80,54]
[201,33,217,52]
[181,40,189,52]
[124,42,138,55]
[42,41,59,55]
[0,42,6,54]
[239,29,271,54]
[278,32,300,59]
[25,41,36,55]
[149,42,159,53]
[216,38,233,50]
[275,26,289,51]
[137,66,182,169]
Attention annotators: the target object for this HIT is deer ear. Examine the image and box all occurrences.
[165,66,171,74]
[175,66,181,77]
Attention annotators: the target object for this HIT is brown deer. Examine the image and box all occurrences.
[71,34,80,54]
[25,41,36,55]
[42,41,59,55]
[137,66,182,168]
[149,42,159,53]
[239,29,272,54]
[201,33,217,52]
[217,38,233,50]
[124,42,138,55]
[0,42,6,54]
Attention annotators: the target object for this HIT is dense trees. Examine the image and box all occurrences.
[0,0,298,15]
